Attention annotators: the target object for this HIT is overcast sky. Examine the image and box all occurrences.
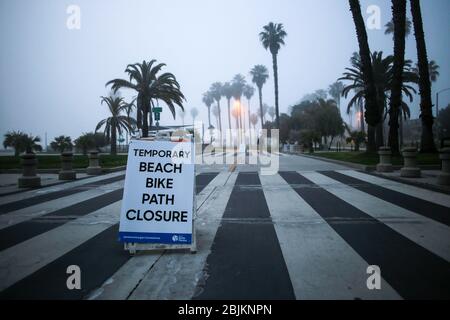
[1,0,449,145]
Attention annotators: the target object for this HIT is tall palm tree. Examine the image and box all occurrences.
[412,60,440,83]
[231,74,246,141]
[95,95,135,155]
[410,0,436,152]
[212,104,220,129]
[202,91,214,130]
[210,82,223,134]
[348,0,381,152]
[221,82,233,131]
[190,107,199,123]
[250,65,269,129]
[385,16,412,38]
[388,0,407,154]
[328,81,345,109]
[259,22,287,129]
[243,85,255,136]
[106,60,185,137]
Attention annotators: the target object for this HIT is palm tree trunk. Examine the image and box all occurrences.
[388,0,407,155]
[248,98,252,144]
[349,0,381,153]
[217,101,222,145]
[207,106,212,128]
[410,0,436,152]
[258,86,264,129]
[399,113,404,147]
[359,102,365,132]
[111,123,117,155]
[272,53,280,129]
[142,110,149,138]
[225,99,231,131]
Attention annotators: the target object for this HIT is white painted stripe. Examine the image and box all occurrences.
[260,173,401,300]
[0,180,125,230]
[303,172,450,262]
[0,201,121,292]
[128,172,238,300]
[337,170,450,208]
[0,171,125,205]
[91,172,234,299]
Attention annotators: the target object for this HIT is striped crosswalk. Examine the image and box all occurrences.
[0,167,449,300]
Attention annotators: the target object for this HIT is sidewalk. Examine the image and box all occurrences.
[0,173,89,196]
[287,152,450,195]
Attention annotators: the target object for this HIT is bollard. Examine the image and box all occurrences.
[59,152,76,180]
[18,153,41,188]
[376,146,393,172]
[437,148,450,185]
[86,150,102,175]
[400,147,421,178]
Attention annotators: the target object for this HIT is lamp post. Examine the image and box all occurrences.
[436,88,450,139]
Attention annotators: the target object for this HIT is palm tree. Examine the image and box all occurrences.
[231,74,246,141]
[250,65,269,129]
[50,135,73,153]
[106,60,185,137]
[95,95,135,155]
[212,104,220,129]
[348,0,381,152]
[202,91,214,129]
[328,81,344,108]
[410,0,436,152]
[210,82,223,134]
[221,82,233,131]
[259,22,287,129]
[385,16,412,38]
[340,52,417,148]
[259,103,269,125]
[190,107,199,123]
[250,113,258,129]
[3,131,42,156]
[267,106,276,122]
[243,85,255,137]
[412,60,440,83]
[388,0,408,154]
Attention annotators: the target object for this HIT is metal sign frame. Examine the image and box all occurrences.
[122,135,197,255]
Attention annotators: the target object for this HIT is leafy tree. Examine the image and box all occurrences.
[259,22,287,129]
[410,0,436,152]
[96,95,136,155]
[50,135,73,153]
[345,125,367,152]
[250,65,269,129]
[74,132,107,155]
[3,131,42,155]
[267,106,276,122]
[106,60,185,137]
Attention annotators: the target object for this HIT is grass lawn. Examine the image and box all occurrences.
[311,151,440,166]
[0,154,128,170]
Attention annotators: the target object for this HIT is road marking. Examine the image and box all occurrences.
[260,173,400,300]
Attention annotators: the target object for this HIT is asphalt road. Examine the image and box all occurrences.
[0,152,449,299]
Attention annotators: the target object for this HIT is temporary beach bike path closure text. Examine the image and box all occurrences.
[119,140,195,245]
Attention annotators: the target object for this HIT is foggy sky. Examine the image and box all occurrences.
[1,0,449,145]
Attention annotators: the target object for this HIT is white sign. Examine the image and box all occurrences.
[118,140,195,244]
